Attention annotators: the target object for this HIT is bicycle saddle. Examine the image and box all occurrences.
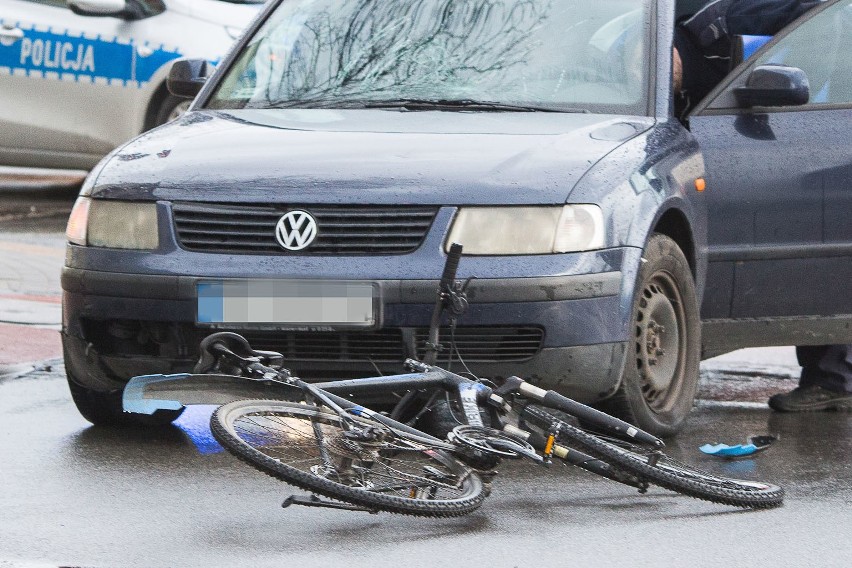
[194,332,285,374]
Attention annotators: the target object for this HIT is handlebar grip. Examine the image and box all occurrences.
[440,243,463,288]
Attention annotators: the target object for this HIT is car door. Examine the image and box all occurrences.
[0,0,148,170]
[690,0,852,343]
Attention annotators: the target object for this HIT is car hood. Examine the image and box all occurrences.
[91,109,653,205]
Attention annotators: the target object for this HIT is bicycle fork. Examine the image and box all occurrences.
[505,416,649,493]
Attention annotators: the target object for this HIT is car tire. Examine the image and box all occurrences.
[602,233,700,437]
[154,94,192,126]
[66,369,184,427]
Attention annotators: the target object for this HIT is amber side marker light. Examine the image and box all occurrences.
[695,178,707,192]
[66,196,91,245]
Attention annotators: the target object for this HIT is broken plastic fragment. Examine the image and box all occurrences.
[699,435,777,457]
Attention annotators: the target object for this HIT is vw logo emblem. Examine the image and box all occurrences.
[275,210,318,251]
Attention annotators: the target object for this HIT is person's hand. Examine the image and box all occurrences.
[673,47,683,93]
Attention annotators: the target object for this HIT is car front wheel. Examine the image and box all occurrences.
[604,233,700,437]
[65,354,184,427]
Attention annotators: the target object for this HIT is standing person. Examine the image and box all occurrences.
[673,0,852,412]
[770,347,852,411]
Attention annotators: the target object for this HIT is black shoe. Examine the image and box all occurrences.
[768,386,852,412]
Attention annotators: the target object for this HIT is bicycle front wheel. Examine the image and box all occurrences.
[211,400,486,517]
[553,420,784,508]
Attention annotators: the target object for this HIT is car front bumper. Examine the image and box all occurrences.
[62,258,637,403]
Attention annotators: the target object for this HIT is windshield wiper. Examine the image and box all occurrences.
[362,98,587,113]
[267,100,366,110]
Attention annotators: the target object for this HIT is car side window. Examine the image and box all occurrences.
[748,0,852,106]
[134,0,167,17]
[25,0,167,17]
[25,0,66,7]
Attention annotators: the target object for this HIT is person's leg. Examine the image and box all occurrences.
[768,345,852,412]
[798,345,852,392]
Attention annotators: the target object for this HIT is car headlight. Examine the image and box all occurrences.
[445,205,605,255]
[66,197,159,250]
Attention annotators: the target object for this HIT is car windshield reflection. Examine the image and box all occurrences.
[208,0,651,115]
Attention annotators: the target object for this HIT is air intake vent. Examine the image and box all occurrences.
[172,202,437,255]
[237,326,544,363]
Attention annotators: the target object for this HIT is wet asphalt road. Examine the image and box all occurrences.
[1,188,851,567]
[2,369,851,568]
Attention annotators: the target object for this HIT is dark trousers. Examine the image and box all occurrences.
[796,345,852,394]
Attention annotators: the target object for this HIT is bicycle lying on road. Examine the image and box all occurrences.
[123,244,783,517]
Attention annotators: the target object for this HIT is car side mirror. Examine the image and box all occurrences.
[734,65,810,108]
[68,0,141,20]
[167,59,213,99]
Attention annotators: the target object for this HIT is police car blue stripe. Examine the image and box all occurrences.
[0,20,182,86]
[136,43,183,84]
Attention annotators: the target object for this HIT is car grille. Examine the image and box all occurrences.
[237,326,544,363]
[172,202,438,255]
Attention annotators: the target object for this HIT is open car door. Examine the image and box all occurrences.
[688,0,852,354]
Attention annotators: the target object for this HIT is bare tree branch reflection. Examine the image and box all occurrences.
[253,0,552,104]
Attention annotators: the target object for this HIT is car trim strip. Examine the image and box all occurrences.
[708,242,852,262]
[61,268,622,303]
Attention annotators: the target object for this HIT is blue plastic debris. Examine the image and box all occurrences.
[699,436,777,457]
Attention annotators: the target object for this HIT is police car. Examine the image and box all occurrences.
[0,0,263,173]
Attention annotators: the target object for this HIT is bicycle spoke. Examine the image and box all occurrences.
[212,400,486,516]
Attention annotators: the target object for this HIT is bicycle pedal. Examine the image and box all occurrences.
[282,494,378,514]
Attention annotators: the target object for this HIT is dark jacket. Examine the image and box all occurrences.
[675,0,822,110]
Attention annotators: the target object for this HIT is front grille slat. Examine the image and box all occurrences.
[173,202,437,255]
[237,326,543,363]
[179,227,275,237]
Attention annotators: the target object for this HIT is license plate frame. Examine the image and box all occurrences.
[196,280,380,331]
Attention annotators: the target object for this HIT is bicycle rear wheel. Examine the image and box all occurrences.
[211,400,486,517]
[524,407,783,508]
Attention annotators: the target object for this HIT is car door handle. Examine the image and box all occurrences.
[0,26,24,43]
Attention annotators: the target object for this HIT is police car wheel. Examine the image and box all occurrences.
[601,234,700,438]
[154,95,192,126]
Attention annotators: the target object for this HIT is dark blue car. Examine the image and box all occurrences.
[62,0,852,436]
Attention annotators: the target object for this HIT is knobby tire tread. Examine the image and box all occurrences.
[523,406,783,508]
[210,400,486,517]
[555,419,784,508]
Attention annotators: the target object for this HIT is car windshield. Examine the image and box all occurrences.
[207,0,652,114]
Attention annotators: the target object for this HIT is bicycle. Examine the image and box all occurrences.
[123,244,784,517]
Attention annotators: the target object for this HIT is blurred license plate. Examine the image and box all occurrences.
[197,280,377,327]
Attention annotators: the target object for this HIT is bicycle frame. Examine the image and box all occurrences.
[124,358,662,447]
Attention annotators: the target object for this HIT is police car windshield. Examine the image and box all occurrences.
[207,0,651,114]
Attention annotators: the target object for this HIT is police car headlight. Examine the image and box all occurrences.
[66,197,159,250]
[446,205,605,255]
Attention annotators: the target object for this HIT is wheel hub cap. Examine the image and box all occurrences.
[636,282,680,396]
